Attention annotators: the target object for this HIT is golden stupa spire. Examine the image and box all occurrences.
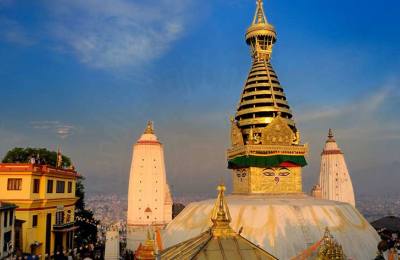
[144,121,154,134]
[252,0,268,25]
[210,184,236,237]
[234,0,297,138]
[246,0,276,61]
[228,0,308,195]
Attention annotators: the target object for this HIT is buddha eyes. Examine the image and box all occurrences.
[262,168,291,177]
[263,171,275,176]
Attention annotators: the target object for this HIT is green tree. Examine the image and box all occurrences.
[2,147,98,245]
[2,147,71,167]
[74,177,99,245]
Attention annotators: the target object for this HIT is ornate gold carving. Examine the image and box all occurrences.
[317,227,346,260]
[262,115,294,146]
[244,167,302,194]
[230,118,244,147]
[227,143,308,160]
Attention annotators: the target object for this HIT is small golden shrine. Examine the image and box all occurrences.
[316,228,346,260]
[135,230,156,260]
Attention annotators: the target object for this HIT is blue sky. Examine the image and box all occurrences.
[0,0,399,198]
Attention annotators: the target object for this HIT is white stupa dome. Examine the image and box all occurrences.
[163,194,379,259]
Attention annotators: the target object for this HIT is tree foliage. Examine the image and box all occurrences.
[75,177,99,245]
[2,147,71,167]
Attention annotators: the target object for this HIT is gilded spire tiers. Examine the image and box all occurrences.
[236,0,297,140]
[228,0,308,194]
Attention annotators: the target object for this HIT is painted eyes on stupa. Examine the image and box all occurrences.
[263,171,275,177]
[262,168,291,177]
[236,173,247,177]
[279,171,290,177]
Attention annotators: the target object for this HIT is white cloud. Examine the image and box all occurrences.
[297,84,400,141]
[297,87,392,124]
[30,121,76,139]
[44,0,193,68]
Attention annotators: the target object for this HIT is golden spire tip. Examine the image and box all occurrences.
[144,121,154,134]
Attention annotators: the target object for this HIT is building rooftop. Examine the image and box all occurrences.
[0,163,79,178]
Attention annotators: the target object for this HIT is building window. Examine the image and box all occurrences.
[33,179,40,193]
[67,181,72,193]
[32,215,38,227]
[3,211,8,227]
[47,180,54,193]
[56,181,65,193]
[9,210,13,226]
[7,178,22,190]
[3,231,11,252]
[56,211,64,225]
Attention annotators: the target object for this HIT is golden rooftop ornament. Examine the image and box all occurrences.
[144,121,154,134]
[210,184,236,238]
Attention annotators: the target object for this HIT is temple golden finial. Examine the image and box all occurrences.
[144,121,154,134]
[211,184,235,237]
[246,0,276,61]
[252,0,268,25]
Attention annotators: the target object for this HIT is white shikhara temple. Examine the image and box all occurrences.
[126,121,172,251]
[318,129,355,207]
[162,1,379,259]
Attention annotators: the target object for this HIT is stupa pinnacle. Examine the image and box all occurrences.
[236,0,297,138]
[229,0,307,194]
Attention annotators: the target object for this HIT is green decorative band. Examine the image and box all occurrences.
[228,155,307,169]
